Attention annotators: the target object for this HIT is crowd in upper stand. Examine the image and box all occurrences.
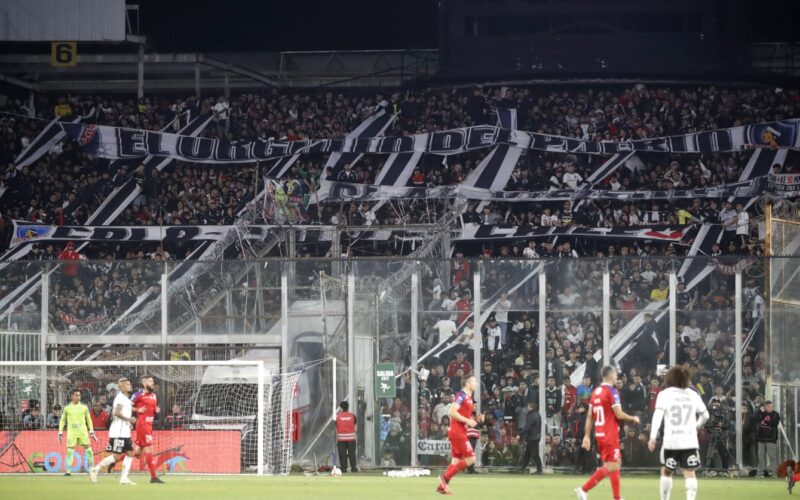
[0,83,790,471]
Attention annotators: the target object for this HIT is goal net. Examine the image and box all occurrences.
[0,361,300,475]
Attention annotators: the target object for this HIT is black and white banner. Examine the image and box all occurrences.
[16,115,80,169]
[324,109,397,177]
[464,107,521,191]
[60,118,800,163]
[316,175,790,202]
[768,173,800,195]
[457,223,692,242]
[316,110,397,203]
[9,221,433,245]
[12,221,694,247]
[10,221,264,246]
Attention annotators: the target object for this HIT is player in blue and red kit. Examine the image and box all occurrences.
[437,374,483,495]
[575,366,640,500]
[131,374,164,483]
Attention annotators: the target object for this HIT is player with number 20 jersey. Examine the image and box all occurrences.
[576,366,640,500]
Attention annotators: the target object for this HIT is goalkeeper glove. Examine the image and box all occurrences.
[90,431,97,442]
[57,432,62,443]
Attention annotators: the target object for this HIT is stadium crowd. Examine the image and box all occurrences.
[0,83,785,473]
[0,84,790,331]
[383,255,767,472]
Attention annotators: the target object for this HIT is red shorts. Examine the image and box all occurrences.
[134,428,154,448]
[449,435,475,460]
[598,441,621,463]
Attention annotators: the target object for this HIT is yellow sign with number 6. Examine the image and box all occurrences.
[51,41,77,67]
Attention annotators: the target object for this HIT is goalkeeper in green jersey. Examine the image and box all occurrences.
[58,389,97,476]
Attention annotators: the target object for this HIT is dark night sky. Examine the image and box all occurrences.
[134,0,796,54]
[137,0,439,52]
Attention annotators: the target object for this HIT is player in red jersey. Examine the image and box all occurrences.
[131,374,164,483]
[437,374,483,495]
[575,366,639,500]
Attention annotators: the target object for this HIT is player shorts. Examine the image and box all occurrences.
[598,442,621,463]
[67,435,90,448]
[661,448,701,471]
[106,437,133,454]
[134,428,154,448]
[449,436,475,460]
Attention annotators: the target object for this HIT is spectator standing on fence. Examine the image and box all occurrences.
[755,400,780,478]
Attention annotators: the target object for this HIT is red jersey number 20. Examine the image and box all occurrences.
[593,405,605,427]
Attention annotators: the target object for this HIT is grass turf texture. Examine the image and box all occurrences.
[0,473,787,499]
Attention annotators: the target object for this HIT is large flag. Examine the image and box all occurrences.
[60,118,800,163]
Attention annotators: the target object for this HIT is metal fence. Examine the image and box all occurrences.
[0,256,788,472]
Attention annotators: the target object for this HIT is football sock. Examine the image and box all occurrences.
[660,475,673,500]
[144,453,157,479]
[65,448,74,473]
[685,477,697,500]
[121,456,133,481]
[610,469,621,500]
[443,459,468,482]
[582,466,610,492]
[96,454,116,471]
[85,448,94,470]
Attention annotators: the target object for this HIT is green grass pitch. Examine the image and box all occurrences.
[0,473,788,499]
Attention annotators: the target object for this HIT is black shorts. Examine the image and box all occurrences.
[661,448,701,471]
[106,437,133,454]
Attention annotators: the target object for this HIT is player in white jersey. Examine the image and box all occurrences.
[90,378,138,485]
[648,366,710,500]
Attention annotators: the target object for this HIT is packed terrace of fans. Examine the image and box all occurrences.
[0,84,783,468]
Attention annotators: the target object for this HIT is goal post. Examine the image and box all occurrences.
[0,361,300,476]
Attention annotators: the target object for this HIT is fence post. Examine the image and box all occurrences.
[602,270,610,367]
[39,269,49,426]
[538,271,546,461]
[735,271,743,469]
[473,270,482,467]
[669,272,677,367]
[410,267,419,467]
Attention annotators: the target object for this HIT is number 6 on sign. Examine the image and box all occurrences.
[51,42,77,67]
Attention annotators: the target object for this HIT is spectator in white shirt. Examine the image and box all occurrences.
[681,318,703,344]
[458,319,480,350]
[563,163,583,189]
[213,96,230,136]
[557,286,580,306]
[485,318,502,351]
[567,321,585,345]
[434,319,458,345]
[735,202,750,245]
[523,240,539,259]
[494,293,512,344]
[440,291,457,321]
[541,207,558,227]
[719,201,738,241]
